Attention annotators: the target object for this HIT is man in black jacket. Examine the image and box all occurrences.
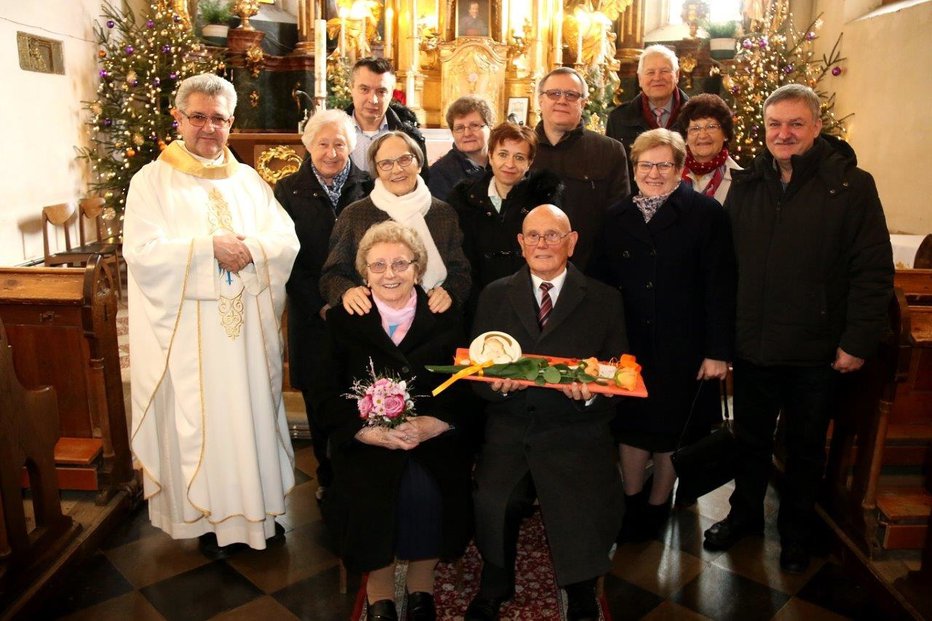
[531,67,629,272]
[344,57,428,181]
[703,84,894,574]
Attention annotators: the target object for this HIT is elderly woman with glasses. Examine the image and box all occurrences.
[321,131,471,317]
[428,95,494,201]
[445,122,562,317]
[591,128,737,542]
[676,94,742,204]
[274,109,373,503]
[313,220,472,621]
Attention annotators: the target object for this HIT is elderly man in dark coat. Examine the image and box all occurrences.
[465,205,628,621]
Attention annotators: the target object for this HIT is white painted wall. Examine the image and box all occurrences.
[0,0,114,265]
[810,0,932,234]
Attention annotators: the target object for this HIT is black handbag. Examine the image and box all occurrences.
[671,380,737,501]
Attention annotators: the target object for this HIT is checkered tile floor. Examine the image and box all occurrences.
[37,439,890,621]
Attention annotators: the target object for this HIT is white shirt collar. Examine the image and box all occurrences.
[530,268,568,307]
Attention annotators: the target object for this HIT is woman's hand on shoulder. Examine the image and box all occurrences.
[426,286,452,313]
[342,286,372,315]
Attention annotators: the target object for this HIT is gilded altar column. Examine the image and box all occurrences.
[293,0,320,56]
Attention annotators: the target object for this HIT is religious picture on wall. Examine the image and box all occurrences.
[456,0,490,37]
[506,97,529,125]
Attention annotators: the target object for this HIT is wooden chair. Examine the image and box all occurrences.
[78,196,123,299]
[41,200,122,299]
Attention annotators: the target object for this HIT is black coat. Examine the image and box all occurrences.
[310,287,472,572]
[605,89,690,181]
[725,135,894,365]
[471,264,627,585]
[530,123,630,272]
[591,183,736,438]
[274,160,373,389]
[446,168,563,317]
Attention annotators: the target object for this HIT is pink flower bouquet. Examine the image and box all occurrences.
[346,359,417,428]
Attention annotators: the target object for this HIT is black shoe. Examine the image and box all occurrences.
[266,521,286,547]
[405,591,436,621]
[464,593,510,621]
[779,541,811,574]
[367,598,398,621]
[702,515,764,551]
[565,579,599,621]
[197,533,247,560]
[617,490,647,544]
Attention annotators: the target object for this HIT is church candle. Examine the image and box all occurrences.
[314,19,327,98]
[384,5,393,59]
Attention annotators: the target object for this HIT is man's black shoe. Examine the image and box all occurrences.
[565,579,600,621]
[405,591,436,621]
[464,593,511,621]
[367,598,398,621]
[779,542,811,574]
[197,533,247,560]
[266,521,286,547]
[702,516,764,551]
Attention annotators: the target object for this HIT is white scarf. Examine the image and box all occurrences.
[369,176,447,291]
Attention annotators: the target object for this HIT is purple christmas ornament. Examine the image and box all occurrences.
[173,14,181,23]
[125,45,134,55]
[831,66,842,76]
[169,72,178,80]
[162,44,171,54]
[171,120,179,129]
[153,77,161,86]
[99,69,109,78]
[106,20,115,28]
[103,118,112,127]
[146,19,155,28]
[759,37,768,49]
[806,31,815,41]
[742,38,753,49]
[783,64,794,74]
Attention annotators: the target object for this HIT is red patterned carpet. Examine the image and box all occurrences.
[355,509,610,620]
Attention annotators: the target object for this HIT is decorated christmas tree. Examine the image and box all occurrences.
[725,0,849,165]
[77,0,223,216]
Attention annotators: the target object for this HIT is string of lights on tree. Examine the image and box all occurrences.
[76,0,223,216]
[723,0,850,166]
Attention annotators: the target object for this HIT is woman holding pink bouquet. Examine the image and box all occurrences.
[311,220,472,621]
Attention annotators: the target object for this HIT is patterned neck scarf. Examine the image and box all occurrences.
[683,147,729,198]
[632,184,678,223]
[312,161,351,211]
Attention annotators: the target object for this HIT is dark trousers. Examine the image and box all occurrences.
[477,472,536,598]
[300,389,333,488]
[729,359,837,545]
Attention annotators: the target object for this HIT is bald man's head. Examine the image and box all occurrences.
[519,204,578,280]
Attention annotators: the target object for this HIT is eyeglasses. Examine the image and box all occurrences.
[686,123,722,135]
[375,153,417,172]
[180,111,233,128]
[522,230,572,245]
[492,150,530,165]
[635,161,676,174]
[642,68,674,78]
[366,258,417,273]
[452,122,487,135]
[542,89,583,102]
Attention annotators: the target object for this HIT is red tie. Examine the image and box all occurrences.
[538,282,554,329]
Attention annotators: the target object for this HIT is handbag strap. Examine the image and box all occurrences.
[674,378,729,453]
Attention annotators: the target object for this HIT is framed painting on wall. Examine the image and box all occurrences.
[456,0,490,37]
[506,97,529,125]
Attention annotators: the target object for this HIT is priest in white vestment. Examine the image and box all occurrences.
[123,74,300,553]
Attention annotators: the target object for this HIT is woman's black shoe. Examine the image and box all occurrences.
[405,591,436,621]
[367,598,398,621]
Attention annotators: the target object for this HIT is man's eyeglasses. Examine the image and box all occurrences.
[375,153,417,172]
[635,161,676,174]
[180,111,233,128]
[366,258,417,273]
[522,231,572,245]
[642,68,674,79]
[542,89,583,102]
[686,123,722,135]
[452,122,487,135]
